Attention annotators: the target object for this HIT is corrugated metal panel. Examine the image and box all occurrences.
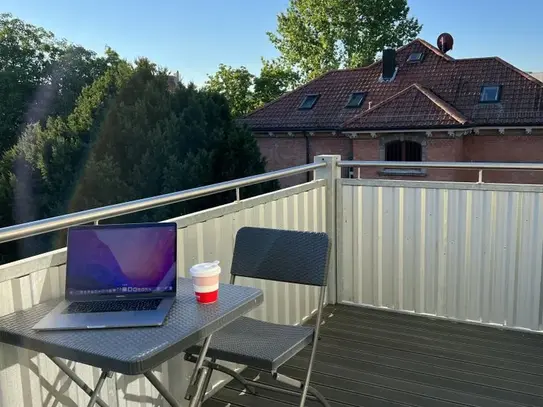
[339,179,543,332]
[0,180,326,406]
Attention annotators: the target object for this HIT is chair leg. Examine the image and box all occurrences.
[184,355,330,406]
[273,372,330,407]
[205,360,258,395]
[197,358,215,404]
[184,354,257,396]
[305,385,330,407]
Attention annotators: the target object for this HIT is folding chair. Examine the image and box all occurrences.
[184,226,331,407]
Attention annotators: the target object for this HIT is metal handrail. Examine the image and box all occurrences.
[0,162,326,244]
[338,160,543,170]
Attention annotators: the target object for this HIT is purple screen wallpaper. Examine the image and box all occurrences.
[66,226,176,296]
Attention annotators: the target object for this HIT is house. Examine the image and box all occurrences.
[240,34,543,186]
[529,72,543,82]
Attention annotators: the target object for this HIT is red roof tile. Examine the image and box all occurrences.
[240,39,543,131]
[343,83,468,130]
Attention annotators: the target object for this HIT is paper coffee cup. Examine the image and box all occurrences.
[189,261,221,304]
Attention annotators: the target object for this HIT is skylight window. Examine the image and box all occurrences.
[345,92,366,108]
[407,52,424,63]
[480,85,502,103]
[299,94,319,109]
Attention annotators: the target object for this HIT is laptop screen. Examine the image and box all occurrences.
[66,223,177,298]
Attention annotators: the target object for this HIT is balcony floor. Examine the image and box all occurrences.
[204,304,543,407]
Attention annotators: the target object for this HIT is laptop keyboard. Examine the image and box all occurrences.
[62,299,162,314]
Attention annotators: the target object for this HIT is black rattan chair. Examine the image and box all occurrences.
[184,226,331,407]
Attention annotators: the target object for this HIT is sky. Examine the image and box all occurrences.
[3,0,543,85]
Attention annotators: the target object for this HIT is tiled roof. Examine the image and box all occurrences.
[343,83,468,130]
[240,39,543,131]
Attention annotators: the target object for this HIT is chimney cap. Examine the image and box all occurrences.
[437,33,454,53]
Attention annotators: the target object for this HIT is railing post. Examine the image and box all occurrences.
[314,155,341,304]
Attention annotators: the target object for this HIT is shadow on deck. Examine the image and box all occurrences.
[204,304,543,407]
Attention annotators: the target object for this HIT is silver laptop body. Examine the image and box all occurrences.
[33,222,177,331]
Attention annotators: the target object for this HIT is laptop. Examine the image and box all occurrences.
[33,222,178,331]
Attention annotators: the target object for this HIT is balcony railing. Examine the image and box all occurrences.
[2,155,543,406]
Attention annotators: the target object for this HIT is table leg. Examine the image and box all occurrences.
[48,356,110,407]
[144,371,180,407]
[87,370,110,407]
[184,334,213,406]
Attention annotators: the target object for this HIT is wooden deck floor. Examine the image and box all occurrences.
[204,304,543,407]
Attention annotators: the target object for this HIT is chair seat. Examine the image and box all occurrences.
[185,316,315,370]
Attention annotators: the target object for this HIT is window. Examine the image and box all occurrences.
[299,94,320,109]
[345,92,366,108]
[407,52,424,63]
[385,140,422,161]
[480,85,501,103]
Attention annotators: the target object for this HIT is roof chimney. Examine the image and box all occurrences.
[381,49,397,82]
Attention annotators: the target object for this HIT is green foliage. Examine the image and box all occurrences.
[0,13,110,153]
[70,59,275,220]
[0,50,276,262]
[205,64,256,117]
[267,0,422,80]
[254,59,300,106]
[205,59,300,117]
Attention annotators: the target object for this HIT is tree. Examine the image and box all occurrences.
[254,59,300,106]
[0,51,132,261]
[0,13,110,153]
[205,59,299,117]
[204,64,256,117]
[71,59,276,220]
[268,0,422,80]
[0,55,276,263]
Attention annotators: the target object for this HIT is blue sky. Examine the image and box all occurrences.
[4,1,543,85]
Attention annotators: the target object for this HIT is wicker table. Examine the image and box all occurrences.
[0,277,263,407]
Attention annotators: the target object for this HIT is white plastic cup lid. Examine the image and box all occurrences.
[190,260,221,277]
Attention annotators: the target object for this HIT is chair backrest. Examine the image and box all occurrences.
[230,227,330,286]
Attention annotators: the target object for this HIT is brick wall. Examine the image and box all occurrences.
[256,132,353,187]
[256,129,543,187]
[463,129,543,183]
[256,134,308,187]
[352,138,380,179]
[427,137,466,181]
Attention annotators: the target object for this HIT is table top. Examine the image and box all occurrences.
[0,278,263,375]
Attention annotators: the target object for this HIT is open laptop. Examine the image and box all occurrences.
[33,222,177,331]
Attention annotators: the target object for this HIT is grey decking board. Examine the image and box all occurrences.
[320,323,543,369]
[320,326,543,376]
[319,337,543,386]
[276,364,473,407]
[205,305,543,407]
[210,386,297,406]
[329,312,543,355]
[227,368,400,407]
[309,341,543,398]
[334,305,543,347]
[288,352,543,406]
[202,397,246,407]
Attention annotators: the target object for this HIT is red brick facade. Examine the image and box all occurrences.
[256,129,543,187]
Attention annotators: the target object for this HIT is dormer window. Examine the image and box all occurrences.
[299,94,319,110]
[407,52,424,63]
[345,92,366,108]
[480,85,502,103]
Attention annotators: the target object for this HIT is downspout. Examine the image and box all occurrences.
[348,134,354,178]
[304,131,311,182]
